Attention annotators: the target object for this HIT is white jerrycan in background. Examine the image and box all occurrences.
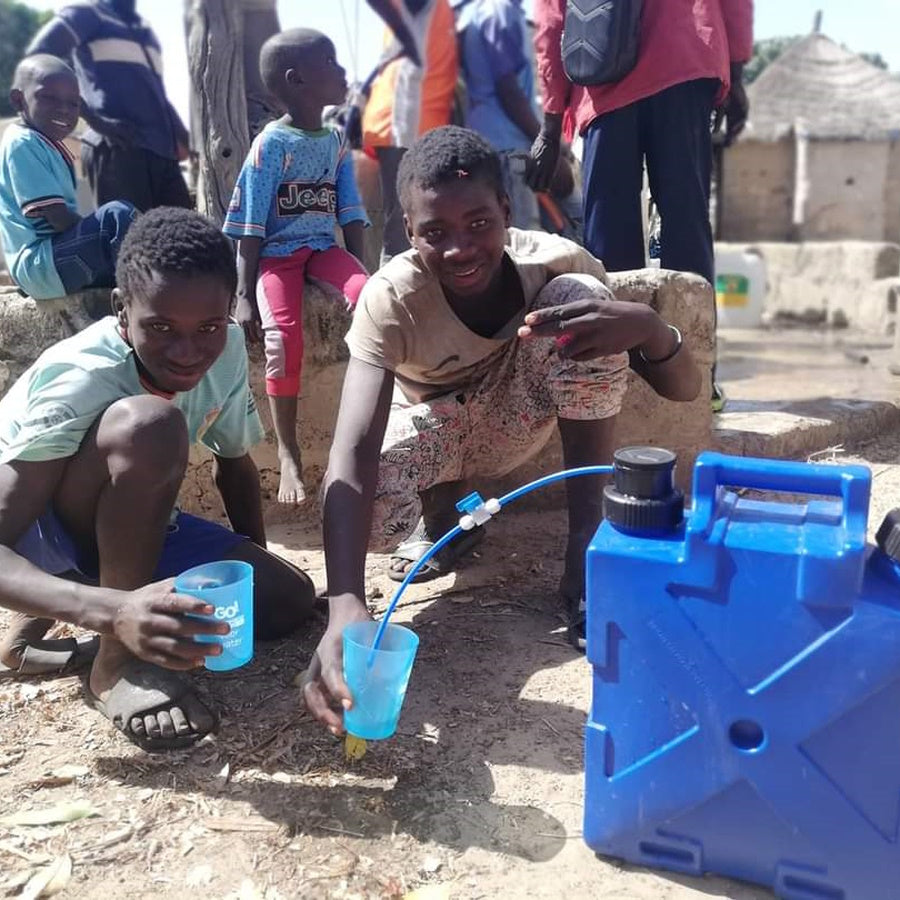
[714,248,767,328]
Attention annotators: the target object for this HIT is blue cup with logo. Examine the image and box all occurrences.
[342,621,419,740]
[174,560,254,672]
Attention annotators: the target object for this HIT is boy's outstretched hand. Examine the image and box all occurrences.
[107,579,231,670]
[300,600,371,735]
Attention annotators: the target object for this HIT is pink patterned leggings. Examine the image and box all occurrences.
[257,246,367,396]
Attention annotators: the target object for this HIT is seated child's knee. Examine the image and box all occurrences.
[100,396,189,478]
[537,273,614,310]
[98,199,138,228]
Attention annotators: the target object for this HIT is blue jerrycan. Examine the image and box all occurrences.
[584,447,900,900]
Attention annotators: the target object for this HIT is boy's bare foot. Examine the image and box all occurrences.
[87,640,215,751]
[277,454,307,505]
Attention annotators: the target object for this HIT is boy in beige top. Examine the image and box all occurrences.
[303,126,700,727]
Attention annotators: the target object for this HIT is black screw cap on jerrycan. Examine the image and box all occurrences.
[876,508,900,562]
[602,446,684,534]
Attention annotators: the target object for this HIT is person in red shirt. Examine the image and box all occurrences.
[528,0,753,409]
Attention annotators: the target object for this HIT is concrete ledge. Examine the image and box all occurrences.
[713,398,900,459]
[0,286,113,394]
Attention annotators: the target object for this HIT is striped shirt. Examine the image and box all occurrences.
[223,121,369,257]
[27,1,184,159]
[0,122,76,300]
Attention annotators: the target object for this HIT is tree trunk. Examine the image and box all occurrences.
[240,0,281,138]
[184,0,249,224]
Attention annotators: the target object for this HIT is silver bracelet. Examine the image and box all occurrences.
[638,324,682,364]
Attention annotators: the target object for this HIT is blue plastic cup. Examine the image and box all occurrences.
[342,621,419,740]
[174,560,254,672]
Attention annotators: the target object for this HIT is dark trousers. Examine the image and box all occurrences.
[581,78,717,284]
[50,201,137,294]
[375,145,410,265]
[82,141,192,213]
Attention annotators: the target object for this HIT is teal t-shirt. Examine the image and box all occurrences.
[0,122,77,300]
[0,317,264,465]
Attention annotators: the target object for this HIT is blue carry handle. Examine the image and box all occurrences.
[684,452,871,605]
[689,452,871,544]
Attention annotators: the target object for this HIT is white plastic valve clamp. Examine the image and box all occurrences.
[459,497,501,530]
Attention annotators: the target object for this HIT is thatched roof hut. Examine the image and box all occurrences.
[721,33,900,243]
[747,33,900,142]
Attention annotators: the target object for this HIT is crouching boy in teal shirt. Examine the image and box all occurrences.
[0,207,316,752]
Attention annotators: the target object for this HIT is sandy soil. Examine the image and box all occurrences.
[1,427,898,899]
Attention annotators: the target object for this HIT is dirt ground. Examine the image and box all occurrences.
[1,429,899,900]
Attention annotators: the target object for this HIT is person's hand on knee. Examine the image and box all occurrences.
[518,294,667,361]
[107,579,231,670]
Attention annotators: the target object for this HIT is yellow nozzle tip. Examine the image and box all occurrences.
[344,734,367,760]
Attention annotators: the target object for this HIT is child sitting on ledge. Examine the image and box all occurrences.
[0,55,136,300]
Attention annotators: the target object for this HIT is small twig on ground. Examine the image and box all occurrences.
[72,824,135,857]
[807,445,845,462]
[311,823,365,839]
[541,718,561,737]
[243,718,307,757]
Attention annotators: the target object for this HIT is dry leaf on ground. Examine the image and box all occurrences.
[20,854,72,900]
[30,765,90,788]
[202,816,279,833]
[404,884,452,900]
[1,800,99,826]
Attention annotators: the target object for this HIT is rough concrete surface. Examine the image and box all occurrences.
[716,241,900,332]
[715,325,900,459]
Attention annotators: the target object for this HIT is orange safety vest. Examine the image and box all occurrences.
[362,0,458,149]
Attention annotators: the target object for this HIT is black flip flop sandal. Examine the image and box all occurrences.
[84,660,217,752]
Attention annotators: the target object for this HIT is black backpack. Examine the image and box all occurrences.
[561,0,643,86]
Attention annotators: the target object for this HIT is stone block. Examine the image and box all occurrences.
[714,398,900,460]
[858,278,900,334]
[0,286,112,393]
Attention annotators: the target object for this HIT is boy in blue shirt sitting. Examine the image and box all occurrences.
[0,55,136,300]
[224,29,369,507]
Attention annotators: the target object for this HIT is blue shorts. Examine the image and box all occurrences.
[15,508,249,581]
